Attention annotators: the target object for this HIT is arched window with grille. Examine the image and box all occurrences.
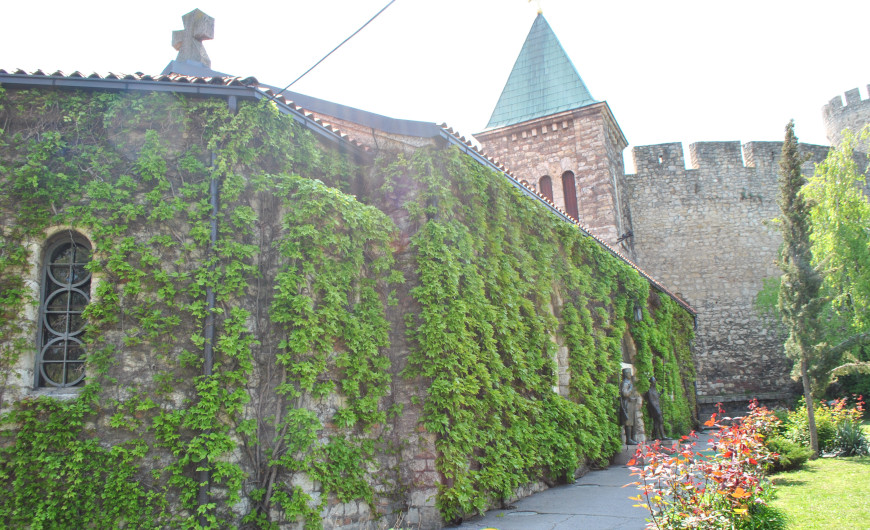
[539,175,553,202]
[561,171,579,220]
[36,233,91,388]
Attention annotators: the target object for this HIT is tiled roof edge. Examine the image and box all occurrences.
[0,69,367,153]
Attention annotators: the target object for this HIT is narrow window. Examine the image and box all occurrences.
[539,175,553,202]
[36,233,91,388]
[561,171,580,220]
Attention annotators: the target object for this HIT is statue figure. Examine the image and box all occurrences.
[647,377,666,440]
[619,368,639,444]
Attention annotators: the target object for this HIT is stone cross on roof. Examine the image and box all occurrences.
[172,9,215,68]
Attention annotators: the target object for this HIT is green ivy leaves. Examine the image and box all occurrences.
[397,146,696,520]
[0,89,397,528]
[0,86,694,529]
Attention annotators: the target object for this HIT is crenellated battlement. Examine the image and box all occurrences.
[625,138,827,402]
[823,85,870,149]
[629,140,827,176]
[631,142,685,173]
[689,141,743,170]
[742,142,785,171]
[824,85,870,111]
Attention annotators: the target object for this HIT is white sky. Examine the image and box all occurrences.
[3,0,868,169]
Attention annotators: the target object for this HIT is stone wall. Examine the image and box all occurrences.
[823,85,870,150]
[0,86,696,529]
[307,112,439,153]
[626,141,828,406]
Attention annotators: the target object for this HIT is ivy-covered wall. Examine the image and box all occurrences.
[0,86,695,529]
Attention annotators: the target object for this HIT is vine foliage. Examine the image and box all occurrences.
[0,88,398,528]
[387,147,696,520]
[0,85,695,527]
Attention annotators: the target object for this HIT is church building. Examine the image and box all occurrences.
[0,7,867,529]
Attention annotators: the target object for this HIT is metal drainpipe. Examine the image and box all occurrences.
[197,95,237,527]
[197,145,222,527]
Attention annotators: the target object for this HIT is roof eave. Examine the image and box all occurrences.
[476,100,628,149]
[0,71,364,155]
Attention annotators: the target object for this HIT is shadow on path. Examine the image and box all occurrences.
[449,433,716,530]
[448,454,649,530]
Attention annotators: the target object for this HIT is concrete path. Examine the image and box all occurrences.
[448,458,650,530]
[448,432,717,530]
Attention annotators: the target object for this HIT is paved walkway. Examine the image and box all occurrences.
[449,434,715,530]
[448,461,649,530]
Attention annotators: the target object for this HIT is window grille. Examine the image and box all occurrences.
[37,234,91,387]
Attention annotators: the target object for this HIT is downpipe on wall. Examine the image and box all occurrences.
[198,95,237,525]
[197,152,219,526]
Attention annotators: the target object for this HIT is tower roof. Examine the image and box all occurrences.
[486,14,597,130]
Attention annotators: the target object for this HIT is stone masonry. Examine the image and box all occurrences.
[625,141,828,407]
[824,85,870,151]
[476,102,632,252]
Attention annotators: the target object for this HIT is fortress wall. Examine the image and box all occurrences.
[824,85,870,150]
[626,141,827,402]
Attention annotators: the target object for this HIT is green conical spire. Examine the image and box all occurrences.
[486,14,597,129]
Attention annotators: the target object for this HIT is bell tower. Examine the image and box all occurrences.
[475,14,630,250]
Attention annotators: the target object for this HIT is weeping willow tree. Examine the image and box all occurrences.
[802,125,870,394]
[775,122,870,457]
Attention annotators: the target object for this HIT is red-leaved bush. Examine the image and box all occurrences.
[627,401,782,529]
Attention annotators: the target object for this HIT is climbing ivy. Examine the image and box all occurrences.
[389,146,695,520]
[0,87,398,529]
[0,85,694,528]
[0,389,166,528]
[631,293,697,436]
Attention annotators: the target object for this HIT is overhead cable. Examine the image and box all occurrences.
[267,0,397,102]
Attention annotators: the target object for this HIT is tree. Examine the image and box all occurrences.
[802,125,870,390]
[777,120,824,458]
[772,123,870,457]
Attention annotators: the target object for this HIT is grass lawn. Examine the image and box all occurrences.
[770,456,870,529]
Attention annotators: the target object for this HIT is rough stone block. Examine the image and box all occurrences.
[410,489,437,507]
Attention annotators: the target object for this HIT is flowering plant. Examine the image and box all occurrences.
[627,401,782,529]
[783,395,865,452]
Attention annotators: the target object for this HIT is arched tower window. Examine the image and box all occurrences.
[36,233,92,388]
[539,175,553,202]
[561,171,579,220]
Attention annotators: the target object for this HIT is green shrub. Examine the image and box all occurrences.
[764,435,812,472]
[771,409,790,436]
[781,397,861,452]
[783,410,836,451]
[832,421,870,456]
